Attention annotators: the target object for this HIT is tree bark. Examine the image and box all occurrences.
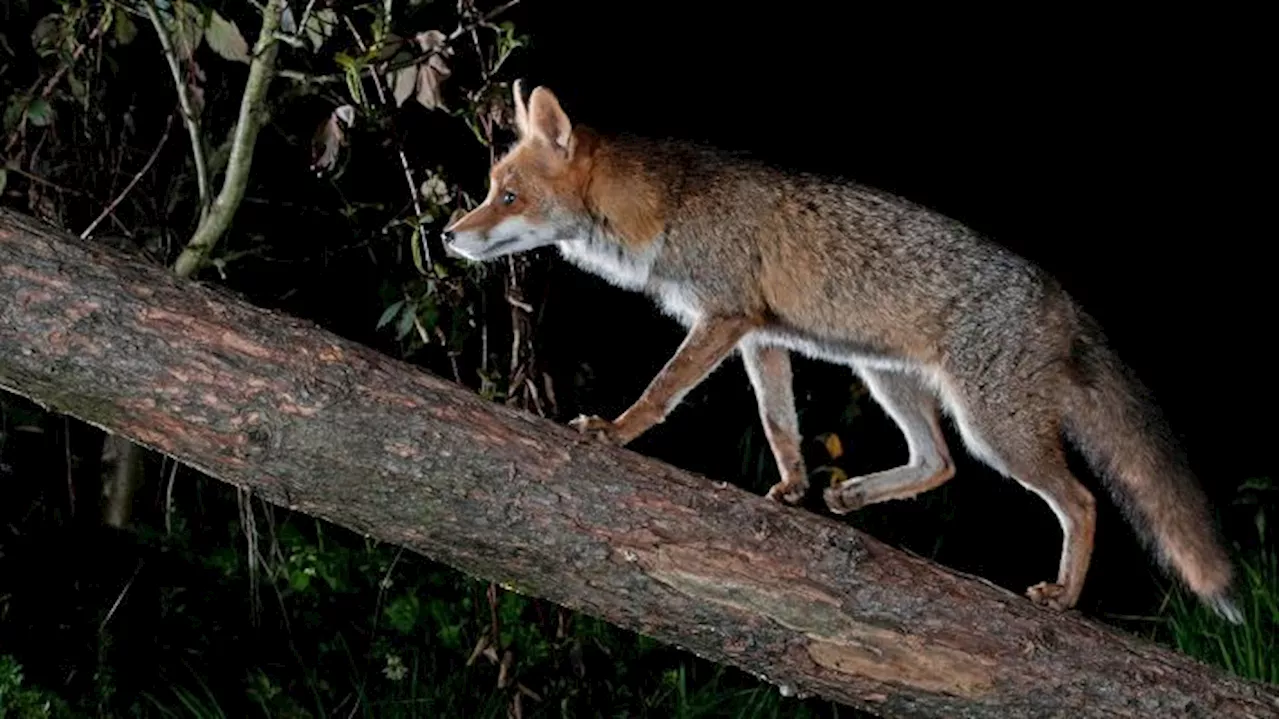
[0,208,1272,718]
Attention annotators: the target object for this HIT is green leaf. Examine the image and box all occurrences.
[30,13,61,53]
[339,60,365,106]
[26,98,52,127]
[395,305,416,341]
[376,299,405,330]
[384,594,420,634]
[437,622,461,650]
[114,8,138,45]
[289,569,312,591]
[0,168,7,196]
[4,98,25,131]
[420,302,438,332]
[68,73,88,106]
[409,226,427,275]
[164,2,206,61]
[206,10,250,63]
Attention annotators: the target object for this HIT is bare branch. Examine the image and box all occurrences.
[80,113,174,239]
[144,1,212,215]
[172,0,286,278]
[0,207,1272,719]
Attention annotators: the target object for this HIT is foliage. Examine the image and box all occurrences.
[0,0,841,714]
[0,655,71,719]
[1152,476,1278,684]
[0,0,1273,715]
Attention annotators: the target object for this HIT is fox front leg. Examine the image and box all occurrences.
[570,315,759,446]
[740,341,808,504]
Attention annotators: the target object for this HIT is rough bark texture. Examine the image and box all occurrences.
[0,208,1272,718]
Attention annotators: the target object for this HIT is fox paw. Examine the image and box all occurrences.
[766,478,808,505]
[568,414,620,445]
[822,484,866,515]
[1026,582,1074,611]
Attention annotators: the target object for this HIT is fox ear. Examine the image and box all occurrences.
[527,86,573,158]
[511,79,529,136]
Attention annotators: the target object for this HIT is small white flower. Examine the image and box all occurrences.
[419,174,452,205]
[383,653,407,681]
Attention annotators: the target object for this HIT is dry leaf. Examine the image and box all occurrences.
[411,30,452,111]
[305,8,339,52]
[819,432,844,459]
[814,465,848,487]
[310,104,355,172]
[414,55,451,111]
[206,10,250,63]
[187,79,205,118]
[414,29,448,52]
[475,84,513,130]
[186,60,207,117]
[392,65,417,107]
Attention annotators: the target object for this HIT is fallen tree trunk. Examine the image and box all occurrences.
[0,208,1272,718]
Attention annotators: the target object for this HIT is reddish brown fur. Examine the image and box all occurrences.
[583,144,667,248]
[441,82,1242,622]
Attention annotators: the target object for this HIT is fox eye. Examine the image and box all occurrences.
[500,190,517,205]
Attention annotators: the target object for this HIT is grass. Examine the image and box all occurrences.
[1159,558,1278,684]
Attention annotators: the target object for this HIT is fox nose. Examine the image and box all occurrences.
[440,229,455,243]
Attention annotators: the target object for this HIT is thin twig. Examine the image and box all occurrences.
[342,18,429,264]
[295,0,319,40]
[357,546,405,699]
[448,0,522,43]
[2,167,88,197]
[172,0,286,278]
[164,460,179,535]
[2,9,111,155]
[63,417,75,517]
[277,0,520,85]
[37,11,111,99]
[238,485,263,623]
[80,113,174,239]
[98,560,145,634]
[144,0,211,217]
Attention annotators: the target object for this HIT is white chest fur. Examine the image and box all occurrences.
[555,234,702,326]
[555,235,656,291]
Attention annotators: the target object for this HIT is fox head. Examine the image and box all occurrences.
[441,81,591,262]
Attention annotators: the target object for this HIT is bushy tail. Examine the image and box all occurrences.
[1063,316,1242,623]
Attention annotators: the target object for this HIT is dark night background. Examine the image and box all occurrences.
[0,0,1273,714]
[516,0,1275,477]
[490,1,1275,610]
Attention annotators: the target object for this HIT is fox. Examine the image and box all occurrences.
[440,80,1242,622]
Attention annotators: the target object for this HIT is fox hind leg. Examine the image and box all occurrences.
[823,368,956,513]
[935,377,1097,611]
[741,341,808,504]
